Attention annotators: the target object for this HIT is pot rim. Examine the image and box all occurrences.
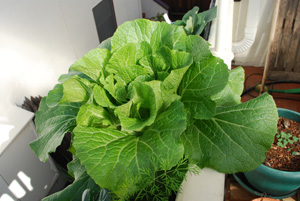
[277,107,300,121]
[259,164,300,174]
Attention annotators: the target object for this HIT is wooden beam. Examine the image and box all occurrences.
[267,71,300,81]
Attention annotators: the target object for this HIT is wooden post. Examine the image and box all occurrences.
[260,0,281,95]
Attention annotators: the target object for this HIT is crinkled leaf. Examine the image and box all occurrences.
[169,49,192,70]
[139,48,192,92]
[106,64,150,85]
[161,55,192,94]
[181,93,278,173]
[162,66,190,92]
[105,42,152,84]
[93,85,118,108]
[212,66,245,107]
[76,104,116,128]
[30,97,81,162]
[139,55,164,78]
[108,42,152,69]
[73,101,186,197]
[114,81,157,131]
[111,19,187,52]
[156,46,193,71]
[145,80,180,114]
[150,22,187,51]
[111,19,153,49]
[185,35,212,62]
[69,48,111,82]
[100,74,127,105]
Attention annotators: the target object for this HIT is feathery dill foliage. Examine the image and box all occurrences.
[128,159,200,201]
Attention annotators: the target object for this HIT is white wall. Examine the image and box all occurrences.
[0,0,142,112]
[232,0,276,67]
[0,0,100,111]
[141,0,167,19]
[113,0,142,26]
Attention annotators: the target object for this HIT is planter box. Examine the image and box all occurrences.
[0,105,60,201]
[176,168,225,201]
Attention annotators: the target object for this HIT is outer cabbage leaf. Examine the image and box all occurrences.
[46,84,63,107]
[179,57,229,119]
[59,77,92,104]
[42,154,104,201]
[69,48,111,82]
[185,35,212,62]
[73,101,186,198]
[47,73,94,107]
[30,97,81,162]
[68,156,86,180]
[212,66,245,107]
[43,173,100,201]
[181,93,278,173]
[58,71,91,84]
[98,37,112,51]
[82,189,111,201]
[178,35,229,120]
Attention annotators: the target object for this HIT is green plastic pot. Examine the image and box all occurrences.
[244,108,300,197]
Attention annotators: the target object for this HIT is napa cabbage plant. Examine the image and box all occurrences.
[173,6,217,36]
[30,19,278,200]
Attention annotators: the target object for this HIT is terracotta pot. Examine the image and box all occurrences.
[252,198,278,201]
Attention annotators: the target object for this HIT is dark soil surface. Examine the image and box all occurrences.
[263,117,300,172]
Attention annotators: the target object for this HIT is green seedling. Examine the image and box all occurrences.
[276,131,299,148]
